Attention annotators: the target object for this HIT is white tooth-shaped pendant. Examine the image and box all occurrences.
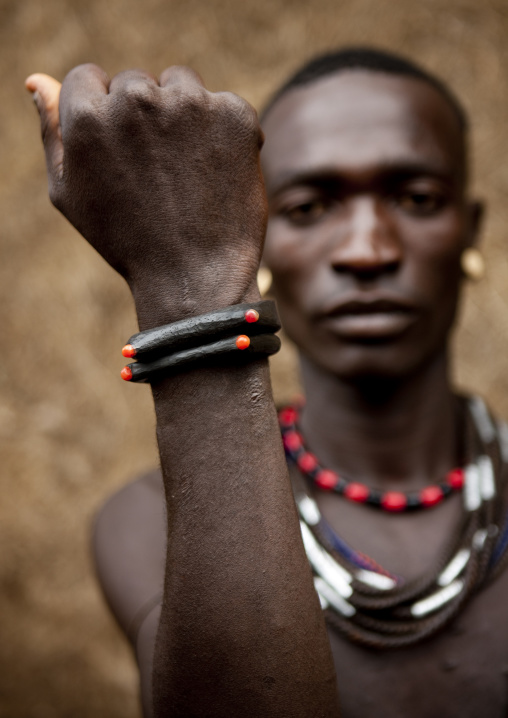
[297,495,321,526]
[314,577,356,617]
[411,580,464,618]
[300,522,353,598]
[464,463,482,511]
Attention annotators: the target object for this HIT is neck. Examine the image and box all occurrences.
[299,351,460,490]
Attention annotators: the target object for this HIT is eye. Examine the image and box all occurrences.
[281,199,329,225]
[395,188,447,216]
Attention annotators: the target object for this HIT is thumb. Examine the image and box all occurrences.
[26,73,64,182]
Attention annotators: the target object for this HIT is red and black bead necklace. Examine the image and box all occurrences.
[279,404,465,512]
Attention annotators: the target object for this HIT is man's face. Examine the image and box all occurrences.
[261,71,481,379]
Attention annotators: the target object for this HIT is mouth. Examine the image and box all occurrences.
[318,297,419,341]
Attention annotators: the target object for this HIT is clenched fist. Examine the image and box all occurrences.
[26,64,267,327]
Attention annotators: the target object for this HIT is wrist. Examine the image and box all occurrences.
[131,276,261,331]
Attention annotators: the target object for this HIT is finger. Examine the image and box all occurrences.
[25,73,64,181]
[159,65,205,90]
[59,63,110,133]
[109,68,159,96]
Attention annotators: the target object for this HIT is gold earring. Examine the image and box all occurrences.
[461,248,485,281]
[257,267,273,296]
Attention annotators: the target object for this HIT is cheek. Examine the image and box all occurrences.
[264,220,307,274]
[263,218,330,292]
[399,213,465,302]
[262,223,317,344]
[399,216,466,358]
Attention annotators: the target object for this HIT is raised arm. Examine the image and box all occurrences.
[27,65,339,718]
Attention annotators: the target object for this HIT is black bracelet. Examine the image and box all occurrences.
[122,300,280,360]
[121,333,281,383]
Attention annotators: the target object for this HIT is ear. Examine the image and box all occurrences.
[464,199,485,249]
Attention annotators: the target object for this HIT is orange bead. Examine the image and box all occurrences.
[236,335,250,350]
[245,309,260,323]
[121,366,133,381]
[122,344,136,358]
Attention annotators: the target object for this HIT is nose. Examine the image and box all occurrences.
[330,197,402,278]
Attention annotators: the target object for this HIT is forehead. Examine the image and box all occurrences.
[261,71,465,191]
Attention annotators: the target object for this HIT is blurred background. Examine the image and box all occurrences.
[2,0,508,714]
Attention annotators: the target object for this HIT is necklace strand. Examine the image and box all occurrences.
[279,395,508,648]
[279,404,464,512]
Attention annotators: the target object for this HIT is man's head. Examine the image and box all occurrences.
[262,47,468,137]
[260,47,482,380]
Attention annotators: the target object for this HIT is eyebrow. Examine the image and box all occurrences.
[266,160,455,196]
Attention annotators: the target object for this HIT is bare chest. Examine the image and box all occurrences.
[310,486,508,716]
[328,568,508,718]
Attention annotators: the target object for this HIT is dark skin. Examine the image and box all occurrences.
[261,70,476,493]
[26,67,339,718]
[260,71,483,599]
[261,72,508,717]
[27,67,508,717]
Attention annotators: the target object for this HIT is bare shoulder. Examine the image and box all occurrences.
[92,469,166,644]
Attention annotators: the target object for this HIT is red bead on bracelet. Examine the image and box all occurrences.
[121,366,133,381]
[236,335,251,350]
[122,344,137,358]
[245,309,260,323]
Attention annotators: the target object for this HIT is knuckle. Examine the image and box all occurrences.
[69,99,103,132]
[215,92,259,136]
[176,86,208,109]
[168,87,210,123]
[66,62,96,77]
[122,80,157,110]
[160,65,204,90]
[63,63,104,88]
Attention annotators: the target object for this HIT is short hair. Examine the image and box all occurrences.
[261,47,468,133]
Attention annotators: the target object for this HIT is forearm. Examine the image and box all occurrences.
[27,63,339,718]
[147,322,338,716]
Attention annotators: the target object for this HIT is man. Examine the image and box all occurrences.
[27,49,508,717]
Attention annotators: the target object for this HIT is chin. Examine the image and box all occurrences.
[325,358,415,382]
[302,340,441,382]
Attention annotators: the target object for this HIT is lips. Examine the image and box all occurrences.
[318,296,419,340]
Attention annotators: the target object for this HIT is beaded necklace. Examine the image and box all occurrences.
[279,403,464,511]
[279,395,508,648]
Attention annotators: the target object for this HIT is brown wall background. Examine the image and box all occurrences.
[2,0,508,715]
